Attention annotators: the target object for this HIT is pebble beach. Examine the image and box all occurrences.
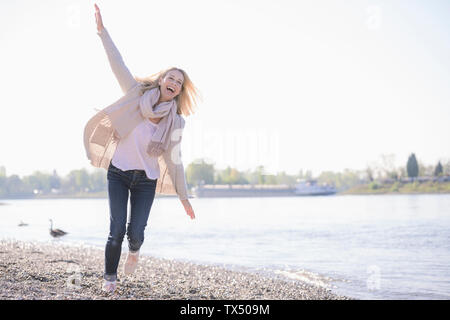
[0,239,351,300]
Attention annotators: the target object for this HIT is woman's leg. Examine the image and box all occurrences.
[104,166,130,281]
[126,174,157,252]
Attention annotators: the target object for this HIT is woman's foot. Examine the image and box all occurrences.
[102,279,117,293]
[123,250,140,275]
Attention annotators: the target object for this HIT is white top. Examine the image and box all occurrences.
[111,119,160,180]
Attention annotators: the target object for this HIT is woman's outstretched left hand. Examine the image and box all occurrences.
[181,199,195,220]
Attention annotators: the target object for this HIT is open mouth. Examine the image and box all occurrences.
[167,86,175,94]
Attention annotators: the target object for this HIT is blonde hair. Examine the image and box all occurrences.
[134,67,201,116]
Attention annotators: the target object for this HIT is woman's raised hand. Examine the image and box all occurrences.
[94,3,104,32]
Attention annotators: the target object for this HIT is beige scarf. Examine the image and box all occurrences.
[139,87,178,157]
[107,86,177,157]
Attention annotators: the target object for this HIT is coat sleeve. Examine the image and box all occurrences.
[97,27,139,95]
[162,117,189,200]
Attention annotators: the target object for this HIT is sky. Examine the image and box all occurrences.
[0,0,449,178]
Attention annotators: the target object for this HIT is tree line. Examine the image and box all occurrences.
[0,153,448,198]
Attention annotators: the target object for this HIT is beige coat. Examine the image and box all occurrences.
[83,28,189,200]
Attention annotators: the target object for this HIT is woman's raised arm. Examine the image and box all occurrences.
[95,4,138,94]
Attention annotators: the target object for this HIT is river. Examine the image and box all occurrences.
[1,194,449,299]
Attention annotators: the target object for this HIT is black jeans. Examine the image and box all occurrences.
[104,162,157,281]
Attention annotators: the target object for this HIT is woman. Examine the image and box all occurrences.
[87,4,200,293]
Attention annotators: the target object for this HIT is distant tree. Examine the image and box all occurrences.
[444,159,450,176]
[295,169,313,182]
[365,166,374,182]
[406,153,419,178]
[296,169,305,181]
[214,171,224,184]
[255,165,266,184]
[0,166,6,177]
[398,167,407,179]
[240,166,264,185]
[264,174,277,184]
[275,171,297,185]
[229,168,240,184]
[417,161,434,177]
[0,175,6,197]
[186,159,215,186]
[63,169,90,193]
[50,169,61,190]
[6,175,32,197]
[389,171,399,180]
[305,170,313,180]
[316,169,361,191]
[22,171,53,193]
[434,161,443,177]
[216,166,248,185]
[380,153,397,179]
[242,169,258,185]
[367,159,384,180]
[89,169,106,192]
[317,171,338,186]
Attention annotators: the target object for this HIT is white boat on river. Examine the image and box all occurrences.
[294,179,337,196]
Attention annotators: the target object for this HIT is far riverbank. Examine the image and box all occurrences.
[1,181,449,200]
[340,180,450,195]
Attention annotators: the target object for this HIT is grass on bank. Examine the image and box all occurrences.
[340,180,450,195]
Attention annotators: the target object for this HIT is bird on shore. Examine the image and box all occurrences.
[18,221,28,227]
[49,219,68,237]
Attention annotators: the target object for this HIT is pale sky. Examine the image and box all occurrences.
[1,0,449,178]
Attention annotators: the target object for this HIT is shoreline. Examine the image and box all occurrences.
[1,190,449,201]
[0,239,351,300]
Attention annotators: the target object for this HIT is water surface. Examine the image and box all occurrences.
[1,194,449,299]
